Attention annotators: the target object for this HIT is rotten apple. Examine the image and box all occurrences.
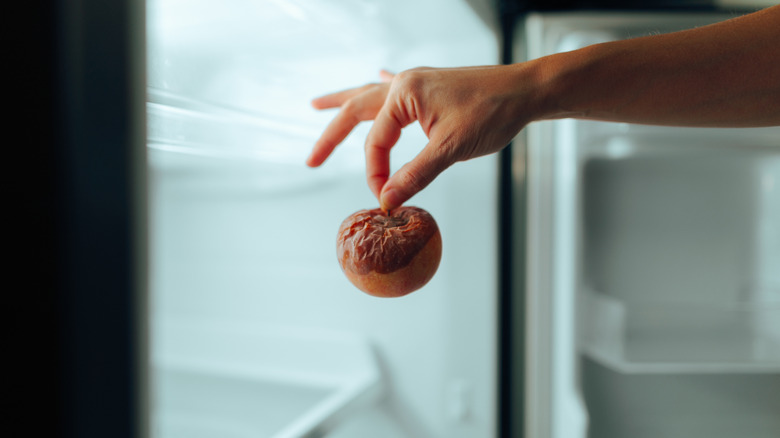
[336,206,442,298]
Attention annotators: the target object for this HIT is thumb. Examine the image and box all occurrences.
[380,142,451,211]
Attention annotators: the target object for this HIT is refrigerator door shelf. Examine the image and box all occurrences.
[575,128,780,375]
[572,125,780,162]
[152,317,382,438]
[580,287,780,374]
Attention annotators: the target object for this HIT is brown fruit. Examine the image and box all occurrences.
[336,206,442,298]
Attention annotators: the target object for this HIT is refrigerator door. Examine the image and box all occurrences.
[146,1,499,438]
[517,11,780,438]
[16,1,148,438]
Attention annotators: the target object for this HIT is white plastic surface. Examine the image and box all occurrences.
[581,288,780,374]
[151,317,382,438]
[576,129,780,374]
[522,10,780,438]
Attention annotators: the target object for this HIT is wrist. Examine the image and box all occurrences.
[505,52,587,124]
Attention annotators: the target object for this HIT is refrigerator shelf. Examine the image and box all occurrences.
[582,348,780,374]
[576,126,780,162]
[147,88,322,164]
[580,288,780,374]
[151,317,382,438]
[146,88,358,193]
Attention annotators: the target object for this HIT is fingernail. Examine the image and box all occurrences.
[381,188,403,211]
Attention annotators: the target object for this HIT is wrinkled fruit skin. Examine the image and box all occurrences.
[336,206,442,298]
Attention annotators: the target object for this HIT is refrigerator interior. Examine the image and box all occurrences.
[577,126,780,438]
[521,11,780,438]
[146,1,500,437]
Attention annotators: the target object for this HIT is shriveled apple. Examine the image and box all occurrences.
[336,206,442,298]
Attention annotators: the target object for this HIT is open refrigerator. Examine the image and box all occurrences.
[145,1,500,438]
[143,2,780,438]
[29,1,780,438]
[515,10,780,438]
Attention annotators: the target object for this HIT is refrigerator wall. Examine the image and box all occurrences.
[517,11,780,438]
[146,1,500,437]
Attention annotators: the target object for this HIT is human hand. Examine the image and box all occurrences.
[308,66,533,210]
[309,5,780,203]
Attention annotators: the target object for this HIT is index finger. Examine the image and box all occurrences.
[308,84,391,167]
[311,84,374,110]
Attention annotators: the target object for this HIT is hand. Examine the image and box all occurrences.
[308,66,532,211]
[308,5,780,208]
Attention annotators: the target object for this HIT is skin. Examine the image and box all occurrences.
[307,5,780,211]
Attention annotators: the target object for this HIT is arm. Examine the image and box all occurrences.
[538,5,780,127]
[309,5,780,211]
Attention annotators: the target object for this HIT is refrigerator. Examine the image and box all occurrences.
[26,1,779,438]
[145,1,500,438]
[514,7,780,438]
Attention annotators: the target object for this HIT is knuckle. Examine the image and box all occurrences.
[364,132,389,153]
[395,69,424,92]
[406,66,432,75]
[367,173,388,189]
[340,99,361,121]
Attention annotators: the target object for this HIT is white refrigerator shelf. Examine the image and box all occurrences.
[580,287,780,374]
[151,317,383,438]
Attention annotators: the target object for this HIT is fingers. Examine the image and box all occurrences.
[364,107,403,198]
[308,83,389,167]
[379,69,395,82]
[307,108,361,167]
[313,68,393,109]
[311,68,450,209]
[311,86,367,110]
[364,69,450,208]
[379,140,451,211]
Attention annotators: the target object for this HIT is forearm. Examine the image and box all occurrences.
[309,6,779,209]
[524,5,780,127]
